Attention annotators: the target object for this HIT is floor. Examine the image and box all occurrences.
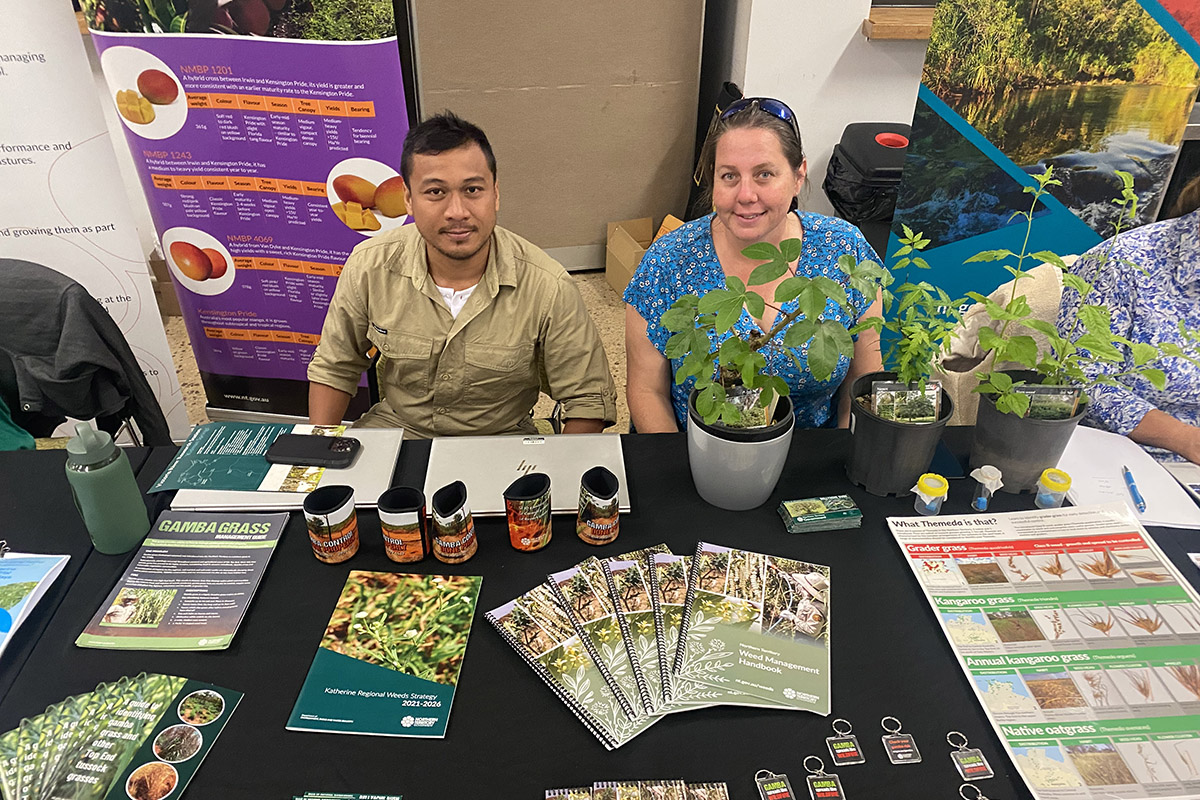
[165,270,632,433]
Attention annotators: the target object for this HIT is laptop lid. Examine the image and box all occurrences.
[424,433,630,516]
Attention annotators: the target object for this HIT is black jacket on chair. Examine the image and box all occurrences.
[0,258,172,445]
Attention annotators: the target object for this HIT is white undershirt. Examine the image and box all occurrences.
[434,282,478,319]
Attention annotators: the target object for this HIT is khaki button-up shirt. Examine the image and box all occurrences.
[308,224,617,438]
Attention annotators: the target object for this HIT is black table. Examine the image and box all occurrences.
[1,431,1196,799]
[0,447,148,699]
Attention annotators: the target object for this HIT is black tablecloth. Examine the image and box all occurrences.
[0,447,149,699]
[1,432,1196,799]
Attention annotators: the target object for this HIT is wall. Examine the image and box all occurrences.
[413,0,703,266]
[738,0,928,219]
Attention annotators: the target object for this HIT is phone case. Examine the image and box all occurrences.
[265,434,360,468]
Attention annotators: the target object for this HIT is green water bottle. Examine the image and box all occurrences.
[64,422,150,554]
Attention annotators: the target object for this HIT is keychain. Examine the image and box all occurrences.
[754,769,796,799]
[948,731,995,781]
[881,715,922,764]
[959,784,994,800]
[826,718,866,765]
[803,756,846,800]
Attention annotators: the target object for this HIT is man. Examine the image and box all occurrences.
[308,112,617,437]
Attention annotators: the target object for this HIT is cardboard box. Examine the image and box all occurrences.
[606,217,654,295]
[148,254,182,317]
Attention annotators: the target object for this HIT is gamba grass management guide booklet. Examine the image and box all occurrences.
[0,672,240,800]
[76,511,286,651]
[287,572,482,738]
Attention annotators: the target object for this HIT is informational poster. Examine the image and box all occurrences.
[891,504,1200,800]
[81,0,416,418]
[889,0,1200,302]
[0,0,189,439]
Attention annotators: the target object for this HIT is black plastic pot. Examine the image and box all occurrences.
[846,371,954,497]
[970,371,1085,494]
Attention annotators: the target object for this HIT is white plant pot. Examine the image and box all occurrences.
[686,392,795,511]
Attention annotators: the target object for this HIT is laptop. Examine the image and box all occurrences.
[424,433,630,516]
[170,428,403,511]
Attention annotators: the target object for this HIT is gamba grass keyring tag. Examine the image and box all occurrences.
[881,715,922,764]
[826,718,866,765]
[754,769,796,799]
[803,756,846,800]
[948,731,994,781]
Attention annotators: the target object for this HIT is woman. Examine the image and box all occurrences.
[1057,179,1200,464]
[624,97,883,432]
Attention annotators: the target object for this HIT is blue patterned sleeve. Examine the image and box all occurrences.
[622,236,682,355]
[1056,243,1155,435]
[850,232,883,320]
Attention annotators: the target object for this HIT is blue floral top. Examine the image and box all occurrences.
[624,211,878,429]
[1057,209,1200,462]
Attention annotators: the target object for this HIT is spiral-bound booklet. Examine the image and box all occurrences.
[677,542,831,714]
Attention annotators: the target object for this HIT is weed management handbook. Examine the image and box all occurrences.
[890,503,1200,799]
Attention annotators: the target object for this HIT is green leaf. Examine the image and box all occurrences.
[996,392,1031,417]
[660,306,696,332]
[964,249,1016,263]
[1029,251,1067,270]
[725,275,746,293]
[718,336,750,364]
[169,13,188,32]
[1078,305,1111,335]
[743,290,766,322]
[696,384,724,421]
[664,331,692,358]
[796,281,831,322]
[988,371,1014,392]
[713,295,746,333]
[748,260,788,286]
[977,326,1004,354]
[1074,333,1122,362]
[780,238,802,262]
[775,275,809,303]
[782,318,818,348]
[1141,368,1167,390]
[697,289,734,314]
[807,322,854,382]
[812,276,848,310]
[892,245,913,258]
[1130,342,1157,367]
[764,375,790,398]
[1002,334,1039,368]
[741,242,779,261]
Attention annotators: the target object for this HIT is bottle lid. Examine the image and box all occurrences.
[1039,467,1071,492]
[65,422,116,466]
[915,473,949,498]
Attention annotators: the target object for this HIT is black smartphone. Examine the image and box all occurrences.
[265,434,361,469]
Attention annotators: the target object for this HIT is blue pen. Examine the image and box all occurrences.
[1122,465,1147,513]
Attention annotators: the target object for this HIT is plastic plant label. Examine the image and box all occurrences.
[882,733,922,764]
[806,773,846,800]
[826,735,866,765]
[952,747,995,780]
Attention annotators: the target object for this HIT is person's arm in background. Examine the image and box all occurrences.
[307,260,372,425]
[625,306,679,432]
[540,277,617,434]
[837,290,884,428]
[1056,242,1200,463]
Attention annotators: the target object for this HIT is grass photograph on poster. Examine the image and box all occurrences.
[916,0,1199,235]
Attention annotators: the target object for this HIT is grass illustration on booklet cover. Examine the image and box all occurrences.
[288,572,482,738]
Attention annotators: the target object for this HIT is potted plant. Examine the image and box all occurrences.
[661,239,888,510]
[844,226,966,496]
[965,168,1185,491]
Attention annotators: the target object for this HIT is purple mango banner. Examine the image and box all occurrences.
[88,15,413,417]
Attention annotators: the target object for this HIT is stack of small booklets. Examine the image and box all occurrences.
[777,495,862,533]
[487,542,831,749]
[547,781,728,799]
[76,510,286,651]
[293,794,401,800]
[288,572,482,738]
[0,672,240,800]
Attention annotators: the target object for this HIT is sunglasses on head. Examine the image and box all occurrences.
[718,97,802,142]
[694,97,802,186]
